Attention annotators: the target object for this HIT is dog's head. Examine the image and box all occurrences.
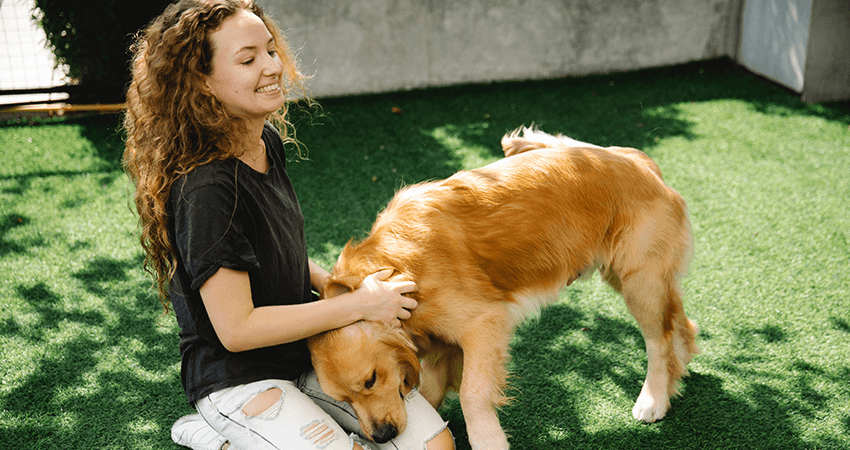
[307,320,420,443]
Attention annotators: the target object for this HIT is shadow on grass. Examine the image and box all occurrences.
[832,317,850,334]
[1,114,124,178]
[2,114,122,182]
[0,214,37,256]
[435,299,849,450]
[283,61,849,448]
[1,256,184,449]
[3,58,849,449]
[0,114,126,258]
[289,59,850,260]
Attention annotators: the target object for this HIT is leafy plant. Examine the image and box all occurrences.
[32,0,172,102]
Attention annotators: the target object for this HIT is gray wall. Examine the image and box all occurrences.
[259,0,743,98]
[736,0,850,103]
[800,0,850,103]
[738,0,811,92]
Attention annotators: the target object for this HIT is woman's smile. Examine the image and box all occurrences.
[256,82,280,94]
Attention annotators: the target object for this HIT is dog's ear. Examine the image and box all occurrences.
[400,348,421,395]
[321,275,361,299]
[381,328,421,394]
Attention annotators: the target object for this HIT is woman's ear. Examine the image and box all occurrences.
[200,77,214,96]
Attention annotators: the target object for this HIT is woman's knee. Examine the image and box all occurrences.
[241,387,283,417]
[426,427,455,450]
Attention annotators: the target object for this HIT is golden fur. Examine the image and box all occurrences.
[308,127,700,449]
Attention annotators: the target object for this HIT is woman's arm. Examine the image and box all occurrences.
[309,259,331,294]
[200,266,417,353]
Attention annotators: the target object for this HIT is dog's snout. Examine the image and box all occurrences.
[371,423,398,444]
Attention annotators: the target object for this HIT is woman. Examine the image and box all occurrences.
[123,1,454,449]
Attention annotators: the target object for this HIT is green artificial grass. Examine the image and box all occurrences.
[1,59,849,449]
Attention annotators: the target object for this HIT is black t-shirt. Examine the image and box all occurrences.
[168,123,313,404]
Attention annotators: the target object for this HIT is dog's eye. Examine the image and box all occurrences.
[364,370,377,390]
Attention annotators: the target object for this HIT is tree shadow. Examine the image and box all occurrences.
[1,115,126,258]
[4,58,848,449]
[71,256,136,296]
[831,317,850,334]
[0,213,39,256]
[2,256,185,449]
[1,114,124,177]
[737,323,788,344]
[9,282,106,341]
[282,61,850,448]
[436,296,849,450]
[289,58,849,262]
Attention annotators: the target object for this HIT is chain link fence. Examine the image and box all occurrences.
[0,0,69,106]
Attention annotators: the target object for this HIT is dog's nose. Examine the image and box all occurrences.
[371,424,398,443]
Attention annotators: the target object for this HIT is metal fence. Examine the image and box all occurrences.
[0,0,69,106]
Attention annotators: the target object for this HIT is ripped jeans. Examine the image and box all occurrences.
[195,371,448,450]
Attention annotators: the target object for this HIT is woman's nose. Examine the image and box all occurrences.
[262,52,282,78]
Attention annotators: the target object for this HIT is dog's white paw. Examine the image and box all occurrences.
[632,392,670,423]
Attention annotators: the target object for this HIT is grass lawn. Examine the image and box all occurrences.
[1,59,848,449]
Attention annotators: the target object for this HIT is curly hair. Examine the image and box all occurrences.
[123,0,307,311]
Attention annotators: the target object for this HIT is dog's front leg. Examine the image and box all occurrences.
[459,359,510,450]
[458,316,512,450]
[419,349,462,409]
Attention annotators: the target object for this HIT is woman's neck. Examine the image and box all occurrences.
[237,119,269,173]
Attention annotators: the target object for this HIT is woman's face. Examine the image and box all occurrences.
[205,9,285,122]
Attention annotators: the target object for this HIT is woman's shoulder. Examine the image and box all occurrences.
[171,159,237,200]
[262,121,282,141]
[262,122,287,162]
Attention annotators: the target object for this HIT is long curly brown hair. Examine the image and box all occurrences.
[123,0,307,311]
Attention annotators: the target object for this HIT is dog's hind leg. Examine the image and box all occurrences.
[618,271,675,422]
[669,284,700,388]
[604,193,698,422]
[457,312,512,450]
[615,269,697,422]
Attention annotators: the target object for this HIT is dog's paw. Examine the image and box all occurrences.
[632,392,670,423]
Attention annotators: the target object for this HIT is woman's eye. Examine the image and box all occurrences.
[241,58,254,65]
[365,370,377,389]
[268,49,277,57]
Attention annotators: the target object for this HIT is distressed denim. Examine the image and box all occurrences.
[195,372,448,450]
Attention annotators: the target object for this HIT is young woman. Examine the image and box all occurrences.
[123,1,454,449]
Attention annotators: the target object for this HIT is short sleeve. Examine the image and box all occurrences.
[172,178,260,291]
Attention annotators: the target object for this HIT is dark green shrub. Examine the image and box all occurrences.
[33,0,172,103]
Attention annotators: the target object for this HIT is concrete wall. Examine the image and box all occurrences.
[259,0,743,98]
[801,0,850,103]
[738,0,812,93]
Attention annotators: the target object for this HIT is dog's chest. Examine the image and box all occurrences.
[407,329,457,357]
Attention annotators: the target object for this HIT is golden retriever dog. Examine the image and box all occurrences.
[308,127,700,449]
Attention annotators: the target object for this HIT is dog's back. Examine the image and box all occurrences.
[501,126,664,180]
[333,129,690,333]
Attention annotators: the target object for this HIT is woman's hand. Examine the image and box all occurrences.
[354,269,418,327]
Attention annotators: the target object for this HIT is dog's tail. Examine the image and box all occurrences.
[501,126,602,157]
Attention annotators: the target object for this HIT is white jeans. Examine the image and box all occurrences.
[195,371,448,450]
